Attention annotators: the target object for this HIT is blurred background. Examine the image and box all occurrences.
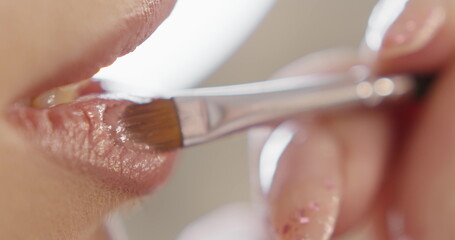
[100,0,378,239]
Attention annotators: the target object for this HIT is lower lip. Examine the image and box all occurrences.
[8,81,176,195]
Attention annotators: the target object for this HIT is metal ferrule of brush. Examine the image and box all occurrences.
[173,66,415,147]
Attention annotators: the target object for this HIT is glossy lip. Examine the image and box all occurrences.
[8,0,177,195]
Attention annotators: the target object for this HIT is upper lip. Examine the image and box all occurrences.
[20,0,176,101]
[9,0,178,194]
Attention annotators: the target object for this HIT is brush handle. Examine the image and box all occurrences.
[174,66,416,147]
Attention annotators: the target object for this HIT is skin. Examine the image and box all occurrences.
[1,0,454,240]
[0,0,175,239]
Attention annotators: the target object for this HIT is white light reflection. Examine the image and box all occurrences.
[177,203,267,240]
[95,0,275,97]
[366,0,408,51]
[259,122,298,194]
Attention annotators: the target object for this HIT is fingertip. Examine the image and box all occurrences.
[376,25,455,74]
[255,121,343,240]
[364,0,455,75]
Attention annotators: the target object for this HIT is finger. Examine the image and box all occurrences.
[257,121,343,240]
[365,0,455,239]
[333,204,388,240]
[387,59,455,240]
[252,113,394,240]
[249,50,395,239]
[365,0,455,74]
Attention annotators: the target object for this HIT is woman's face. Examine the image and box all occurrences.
[0,0,176,239]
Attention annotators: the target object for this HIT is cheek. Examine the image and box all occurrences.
[0,0,116,99]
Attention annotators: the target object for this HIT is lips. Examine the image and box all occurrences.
[8,0,177,194]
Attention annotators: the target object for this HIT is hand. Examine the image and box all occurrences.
[178,0,455,239]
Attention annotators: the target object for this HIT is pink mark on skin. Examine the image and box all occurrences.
[282,224,291,235]
[295,209,310,225]
[298,216,310,225]
[308,201,320,211]
[324,180,336,190]
[394,33,408,45]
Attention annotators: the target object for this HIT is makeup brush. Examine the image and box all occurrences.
[121,66,432,151]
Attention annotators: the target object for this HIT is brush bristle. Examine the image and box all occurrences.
[122,99,183,151]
